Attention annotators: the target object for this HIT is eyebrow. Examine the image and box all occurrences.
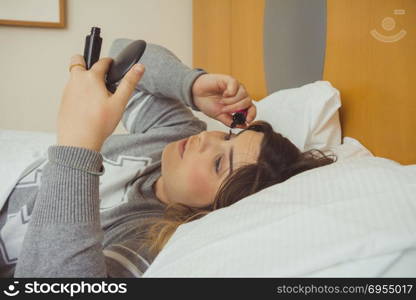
[228,146,234,176]
[227,129,246,177]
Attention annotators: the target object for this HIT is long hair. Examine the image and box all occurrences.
[143,120,337,256]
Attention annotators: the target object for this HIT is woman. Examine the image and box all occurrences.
[0,43,334,277]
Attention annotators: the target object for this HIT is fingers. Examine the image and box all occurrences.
[219,78,257,125]
[215,103,257,129]
[111,64,145,109]
[245,103,257,123]
[90,57,113,78]
[231,104,256,128]
[221,84,247,105]
[215,113,234,128]
[69,55,86,73]
[222,77,239,97]
[221,96,253,114]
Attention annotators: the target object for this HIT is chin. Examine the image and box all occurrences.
[160,141,175,175]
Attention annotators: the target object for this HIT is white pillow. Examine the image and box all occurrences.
[327,136,374,162]
[193,80,342,152]
[143,156,416,277]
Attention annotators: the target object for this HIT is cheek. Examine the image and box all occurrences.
[186,166,213,196]
[162,142,177,168]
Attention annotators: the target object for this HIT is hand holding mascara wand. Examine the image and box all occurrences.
[83,27,147,93]
[57,27,148,152]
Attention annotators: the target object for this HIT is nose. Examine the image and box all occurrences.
[197,131,208,153]
[197,131,222,153]
[197,131,214,153]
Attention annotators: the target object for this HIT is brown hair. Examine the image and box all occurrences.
[143,120,337,256]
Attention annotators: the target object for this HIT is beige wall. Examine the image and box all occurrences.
[0,0,192,134]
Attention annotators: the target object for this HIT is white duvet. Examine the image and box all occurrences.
[144,155,416,277]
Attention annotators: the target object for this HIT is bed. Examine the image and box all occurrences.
[143,0,416,277]
[1,0,415,277]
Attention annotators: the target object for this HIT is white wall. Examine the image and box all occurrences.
[0,0,193,133]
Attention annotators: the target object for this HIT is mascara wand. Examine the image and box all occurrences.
[227,109,248,139]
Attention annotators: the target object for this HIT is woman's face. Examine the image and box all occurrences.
[156,129,264,207]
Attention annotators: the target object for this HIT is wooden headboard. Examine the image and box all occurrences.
[193,0,415,165]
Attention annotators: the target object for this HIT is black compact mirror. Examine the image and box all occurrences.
[105,40,147,93]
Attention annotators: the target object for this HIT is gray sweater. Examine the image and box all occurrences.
[0,40,206,277]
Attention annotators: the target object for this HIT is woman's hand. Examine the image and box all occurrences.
[57,55,145,152]
[192,74,256,128]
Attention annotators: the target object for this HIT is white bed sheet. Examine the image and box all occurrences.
[0,130,55,212]
[144,156,416,277]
